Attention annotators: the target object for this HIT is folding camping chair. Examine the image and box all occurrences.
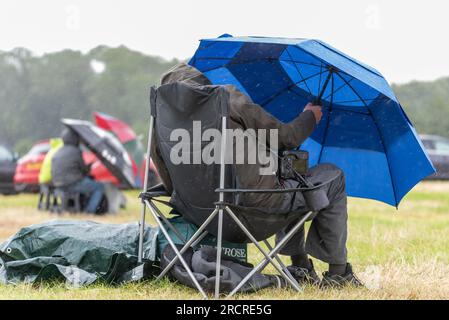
[137,82,321,299]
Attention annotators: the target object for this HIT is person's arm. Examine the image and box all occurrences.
[228,87,321,150]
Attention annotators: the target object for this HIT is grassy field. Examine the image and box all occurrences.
[0,182,448,300]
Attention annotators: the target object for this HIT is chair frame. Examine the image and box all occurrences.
[138,86,314,299]
[37,184,54,211]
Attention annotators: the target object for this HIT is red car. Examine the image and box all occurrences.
[14,140,120,192]
[14,140,50,192]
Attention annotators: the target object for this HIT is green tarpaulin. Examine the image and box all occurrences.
[0,220,159,286]
[0,218,247,287]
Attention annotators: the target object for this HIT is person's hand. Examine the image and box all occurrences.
[303,103,323,124]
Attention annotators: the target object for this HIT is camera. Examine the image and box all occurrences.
[279,150,309,179]
[279,150,330,211]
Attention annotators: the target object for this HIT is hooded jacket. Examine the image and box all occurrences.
[152,63,316,209]
[51,129,90,187]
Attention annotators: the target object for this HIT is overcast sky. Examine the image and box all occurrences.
[0,0,447,83]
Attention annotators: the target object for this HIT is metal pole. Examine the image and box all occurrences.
[146,200,208,299]
[138,115,154,263]
[150,201,186,244]
[191,230,210,247]
[156,208,219,280]
[224,206,301,292]
[227,211,314,298]
[263,239,301,291]
[215,209,223,299]
[214,115,227,299]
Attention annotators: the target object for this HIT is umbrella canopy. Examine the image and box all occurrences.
[93,111,137,144]
[62,119,135,189]
[189,35,435,206]
[93,111,145,187]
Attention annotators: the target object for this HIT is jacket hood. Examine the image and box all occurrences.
[61,128,80,146]
[161,63,211,86]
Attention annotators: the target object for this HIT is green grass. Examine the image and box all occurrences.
[0,182,448,300]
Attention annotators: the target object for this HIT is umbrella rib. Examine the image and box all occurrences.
[260,69,328,107]
[322,77,354,101]
[285,48,313,94]
[286,88,370,116]
[334,72,399,206]
[334,73,370,107]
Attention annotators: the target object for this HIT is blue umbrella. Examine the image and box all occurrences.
[189,34,435,207]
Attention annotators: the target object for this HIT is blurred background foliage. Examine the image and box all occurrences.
[0,46,447,154]
[0,46,179,154]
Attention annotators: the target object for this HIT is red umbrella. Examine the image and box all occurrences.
[93,112,136,144]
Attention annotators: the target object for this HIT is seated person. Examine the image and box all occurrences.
[51,128,104,214]
[154,63,363,288]
[38,138,63,186]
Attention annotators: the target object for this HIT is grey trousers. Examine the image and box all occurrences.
[275,163,348,265]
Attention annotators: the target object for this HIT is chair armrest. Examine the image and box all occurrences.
[215,185,321,194]
[139,183,170,200]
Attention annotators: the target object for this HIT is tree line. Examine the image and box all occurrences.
[0,46,448,154]
[0,46,179,154]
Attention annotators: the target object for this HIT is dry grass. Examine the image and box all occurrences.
[0,181,448,300]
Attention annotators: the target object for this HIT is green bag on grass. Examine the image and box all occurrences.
[157,216,247,262]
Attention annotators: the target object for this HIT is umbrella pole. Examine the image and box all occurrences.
[313,68,334,105]
[138,114,154,263]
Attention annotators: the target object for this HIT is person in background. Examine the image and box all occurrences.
[51,128,104,213]
[38,138,63,185]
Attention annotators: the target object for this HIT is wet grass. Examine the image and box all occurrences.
[0,182,448,299]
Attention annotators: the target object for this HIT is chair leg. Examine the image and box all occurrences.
[74,193,81,213]
[37,192,44,210]
[263,239,300,289]
[149,202,187,243]
[56,195,62,214]
[145,200,208,299]
[45,190,51,211]
[139,198,188,264]
[156,206,219,280]
[61,193,69,213]
[224,206,301,293]
[50,194,57,213]
[137,203,147,263]
[54,193,63,214]
[214,208,224,299]
[138,113,155,263]
[226,207,314,298]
